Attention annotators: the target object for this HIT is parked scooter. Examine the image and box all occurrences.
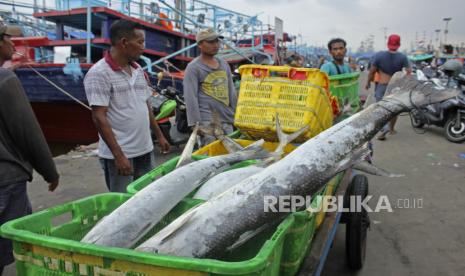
[410,60,465,143]
[150,74,191,146]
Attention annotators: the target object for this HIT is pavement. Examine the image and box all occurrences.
[2,73,465,275]
[322,115,465,273]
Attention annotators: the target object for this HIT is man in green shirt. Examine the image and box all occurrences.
[320,38,352,76]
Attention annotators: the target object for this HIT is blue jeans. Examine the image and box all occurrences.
[99,151,155,193]
[0,181,32,267]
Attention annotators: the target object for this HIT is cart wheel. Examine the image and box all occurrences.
[345,174,370,270]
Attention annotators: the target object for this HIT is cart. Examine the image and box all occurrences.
[298,170,370,275]
[0,66,369,275]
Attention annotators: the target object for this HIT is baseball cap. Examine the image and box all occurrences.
[196,28,223,43]
[0,25,22,37]
[387,34,401,51]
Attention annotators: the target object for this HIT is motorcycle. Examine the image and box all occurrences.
[150,83,191,146]
[410,60,465,143]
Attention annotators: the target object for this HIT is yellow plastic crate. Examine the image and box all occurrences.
[193,138,297,156]
[235,65,334,142]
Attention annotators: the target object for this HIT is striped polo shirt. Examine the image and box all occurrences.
[84,52,153,159]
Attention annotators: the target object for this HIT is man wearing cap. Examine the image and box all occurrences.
[366,34,411,140]
[183,28,237,146]
[0,25,60,274]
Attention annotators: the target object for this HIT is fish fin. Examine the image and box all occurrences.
[176,123,199,168]
[158,208,198,244]
[226,223,272,251]
[243,139,265,151]
[341,97,354,116]
[335,143,371,173]
[240,139,272,160]
[384,72,460,109]
[196,106,223,137]
[221,136,244,153]
[353,162,404,177]
[274,114,309,157]
[200,107,243,153]
[211,108,243,153]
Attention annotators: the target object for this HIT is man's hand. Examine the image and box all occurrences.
[365,82,371,90]
[115,155,133,176]
[48,179,59,192]
[158,136,171,154]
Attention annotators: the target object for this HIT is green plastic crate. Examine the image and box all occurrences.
[0,193,295,276]
[329,72,361,116]
[0,171,345,276]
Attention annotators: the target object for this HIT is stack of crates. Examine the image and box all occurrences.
[234,65,335,143]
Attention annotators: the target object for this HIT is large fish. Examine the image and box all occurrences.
[136,73,460,257]
[193,117,309,200]
[81,140,271,248]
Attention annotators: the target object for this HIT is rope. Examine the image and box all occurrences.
[25,64,92,111]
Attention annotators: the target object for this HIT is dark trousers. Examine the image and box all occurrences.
[99,151,155,193]
[0,181,32,270]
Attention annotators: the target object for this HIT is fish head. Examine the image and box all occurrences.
[384,72,460,111]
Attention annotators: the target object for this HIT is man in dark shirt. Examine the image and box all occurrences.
[0,25,59,273]
[366,34,411,140]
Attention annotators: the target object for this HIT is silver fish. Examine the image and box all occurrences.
[81,140,270,249]
[176,123,199,168]
[136,73,459,257]
[193,116,308,200]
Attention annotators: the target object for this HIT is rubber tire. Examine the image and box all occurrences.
[410,110,425,128]
[345,174,370,270]
[444,114,465,143]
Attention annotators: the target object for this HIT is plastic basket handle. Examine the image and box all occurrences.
[288,68,309,80]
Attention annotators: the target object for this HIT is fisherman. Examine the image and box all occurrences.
[84,20,170,193]
[0,24,60,274]
[366,34,411,140]
[320,38,352,76]
[183,28,238,146]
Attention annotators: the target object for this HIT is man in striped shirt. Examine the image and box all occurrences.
[84,20,170,192]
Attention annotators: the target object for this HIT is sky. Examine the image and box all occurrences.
[208,0,464,51]
[2,0,464,52]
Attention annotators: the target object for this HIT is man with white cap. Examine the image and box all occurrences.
[0,24,59,274]
[366,34,411,140]
[183,28,237,146]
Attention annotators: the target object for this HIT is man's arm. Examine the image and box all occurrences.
[183,65,202,126]
[0,72,59,191]
[147,101,170,153]
[225,63,238,111]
